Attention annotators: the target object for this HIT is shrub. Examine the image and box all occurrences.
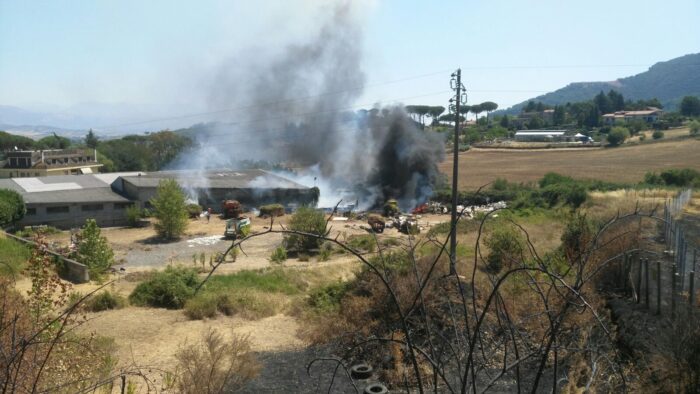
[308,281,351,313]
[184,293,219,319]
[560,214,595,263]
[174,329,259,393]
[150,179,188,240]
[284,207,327,253]
[269,246,287,264]
[318,242,333,262]
[689,120,700,136]
[259,204,285,217]
[0,188,25,227]
[652,130,665,140]
[347,234,377,253]
[74,219,114,280]
[484,225,524,274]
[186,203,203,219]
[639,133,646,141]
[85,291,126,312]
[128,266,199,309]
[0,237,30,277]
[606,126,630,146]
[125,205,143,227]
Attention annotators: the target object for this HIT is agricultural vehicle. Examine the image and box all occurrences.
[224,217,251,239]
[367,214,385,233]
[221,200,242,219]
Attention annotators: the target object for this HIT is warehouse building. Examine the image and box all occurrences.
[0,169,315,229]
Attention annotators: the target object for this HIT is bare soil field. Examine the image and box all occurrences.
[440,138,700,190]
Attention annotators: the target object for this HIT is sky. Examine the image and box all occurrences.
[0,0,698,131]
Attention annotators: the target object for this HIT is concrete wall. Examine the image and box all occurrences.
[20,202,129,229]
[2,232,89,283]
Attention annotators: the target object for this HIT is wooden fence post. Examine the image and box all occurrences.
[636,255,643,304]
[690,271,696,314]
[657,260,662,315]
[645,258,650,309]
[622,252,629,295]
[672,263,677,320]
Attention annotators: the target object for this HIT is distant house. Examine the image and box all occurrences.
[602,107,663,125]
[0,149,103,178]
[513,109,554,128]
[514,130,569,142]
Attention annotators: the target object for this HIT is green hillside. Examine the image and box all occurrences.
[503,53,700,113]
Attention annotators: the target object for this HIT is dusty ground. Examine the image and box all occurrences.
[44,213,453,273]
[441,138,700,190]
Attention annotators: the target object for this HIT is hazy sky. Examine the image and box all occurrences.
[1,0,698,128]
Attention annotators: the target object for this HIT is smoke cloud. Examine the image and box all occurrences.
[176,1,444,211]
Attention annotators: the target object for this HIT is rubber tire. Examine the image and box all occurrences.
[364,383,389,394]
[350,363,373,380]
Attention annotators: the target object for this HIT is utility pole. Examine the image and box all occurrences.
[449,69,465,275]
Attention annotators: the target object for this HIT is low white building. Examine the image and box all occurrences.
[514,130,568,142]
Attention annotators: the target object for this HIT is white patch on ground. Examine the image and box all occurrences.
[186,235,223,246]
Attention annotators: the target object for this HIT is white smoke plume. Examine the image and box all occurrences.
[174,1,444,211]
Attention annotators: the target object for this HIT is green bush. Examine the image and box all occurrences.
[269,246,287,263]
[318,242,333,262]
[186,203,203,218]
[74,219,114,279]
[0,237,31,277]
[284,207,327,253]
[259,204,285,217]
[150,179,188,240]
[85,291,126,312]
[129,266,199,309]
[125,205,143,227]
[0,188,26,227]
[184,269,306,320]
[689,120,700,136]
[606,126,630,146]
[652,130,665,140]
[308,281,351,313]
[184,293,220,319]
[484,225,524,274]
[347,234,377,253]
[14,225,60,238]
[644,168,700,187]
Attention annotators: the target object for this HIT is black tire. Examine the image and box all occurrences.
[350,363,373,380]
[364,383,388,394]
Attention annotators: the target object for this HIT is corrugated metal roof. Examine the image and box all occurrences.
[23,188,131,204]
[120,169,309,190]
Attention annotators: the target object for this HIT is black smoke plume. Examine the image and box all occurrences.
[179,2,444,210]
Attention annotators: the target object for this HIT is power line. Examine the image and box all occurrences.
[94,61,684,131]
[96,70,452,130]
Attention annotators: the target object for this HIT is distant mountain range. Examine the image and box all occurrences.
[0,102,195,139]
[501,53,700,114]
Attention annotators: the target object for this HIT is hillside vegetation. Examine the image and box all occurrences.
[503,53,700,113]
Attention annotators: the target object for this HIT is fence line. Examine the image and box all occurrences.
[625,189,697,317]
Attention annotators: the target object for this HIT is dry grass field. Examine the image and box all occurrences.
[440,138,700,190]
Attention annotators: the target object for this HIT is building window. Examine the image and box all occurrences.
[114,202,133,210]
[47,206,70,214]
[26,208,36,216]
[81,204,104,212]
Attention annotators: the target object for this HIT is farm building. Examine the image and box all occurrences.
[118,169,317,211]
[0,148,102,178]
[602,107,663,125]
[0,169,316,229]
[514,130,569,142]
[0,172,140,229]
